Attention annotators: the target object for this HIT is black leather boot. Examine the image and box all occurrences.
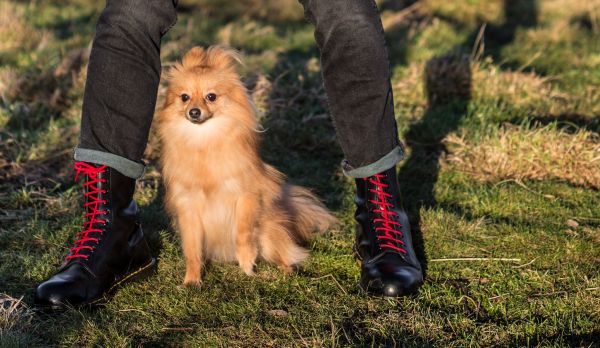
[354,166,423,296]
[35,162,156,309]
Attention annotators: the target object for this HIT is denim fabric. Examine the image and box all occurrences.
[74,148,146,179]
[77,0,177,174]
[343,145,404,178]
[77,0,402,179]
[299,0,402,175]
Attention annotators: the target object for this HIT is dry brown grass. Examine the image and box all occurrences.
[0,294,33,343]
[0,1,49,52]
[393,57,562,110]
[393,62,427,112]
[418,0,503,26]
[541,0,600,28]
[216,21,280,51]
[180,0,304,22]
[444,124,600,189]
[471,58,566,109]
[0,68,18,99]
[0,1,50,98]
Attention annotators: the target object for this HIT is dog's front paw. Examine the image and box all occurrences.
[239,261,256,276]
[182,273,202,288]
[278,265,294,275]
[237,248,258,276]
[179,279,202,289]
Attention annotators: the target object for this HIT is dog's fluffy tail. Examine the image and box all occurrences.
[286,185,338,243]
[258,166,337,271]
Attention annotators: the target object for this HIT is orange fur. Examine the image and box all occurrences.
[157,46,337,286]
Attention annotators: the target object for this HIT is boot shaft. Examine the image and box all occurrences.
[354,166,420,268]
[63,162,139,269]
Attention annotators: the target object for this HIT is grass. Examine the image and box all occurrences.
[0,0,599,346]
[444,123,600,188]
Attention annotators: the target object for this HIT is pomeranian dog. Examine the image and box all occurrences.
[157,46,337,286]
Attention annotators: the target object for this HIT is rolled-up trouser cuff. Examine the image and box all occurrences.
[74,148,145,179]
[342,145,404,178]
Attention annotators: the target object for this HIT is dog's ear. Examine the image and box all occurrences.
[205,46,243,72]
[182,46,207,69]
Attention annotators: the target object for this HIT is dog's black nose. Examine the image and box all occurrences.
[188,108,201,119]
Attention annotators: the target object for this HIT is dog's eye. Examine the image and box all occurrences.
[206,93,217,102]
[181,94,190,102]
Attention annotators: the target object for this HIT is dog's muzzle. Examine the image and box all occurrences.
[187,108,205,124]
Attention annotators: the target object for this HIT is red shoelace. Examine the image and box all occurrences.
[66,162,109,260]
[365,174,406,254]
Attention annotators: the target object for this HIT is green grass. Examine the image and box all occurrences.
[1,0,599,346]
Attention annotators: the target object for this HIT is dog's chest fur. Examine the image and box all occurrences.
[161,125,261,262]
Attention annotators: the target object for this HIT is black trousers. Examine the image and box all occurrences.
[76,0,403,179]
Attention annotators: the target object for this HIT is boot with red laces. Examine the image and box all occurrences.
[354,166,423,296]
[34,162,156,309]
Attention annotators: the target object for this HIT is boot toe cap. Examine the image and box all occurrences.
[361,257,423,297]
[381,267,423,297]
[35,282,71,308]
[35,278,85,309]
[34,266,92,309]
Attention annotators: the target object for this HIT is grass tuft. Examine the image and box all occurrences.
[0,2,49,53]
[444,123,600,188]
[0,294,35,347]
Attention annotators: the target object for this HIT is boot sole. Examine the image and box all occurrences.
[36,257,157,312]
[358,278,423,297]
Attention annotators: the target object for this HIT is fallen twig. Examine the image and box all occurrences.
[290,322,310,348]
[431,257,521,262]
[117,308,149,315]
[495,179,556,200]
[512,257,539,269]
[161,327,195,332]
[488,293,509,301]
[311,274,347,295]
[531,291,567,298]
[382,2,423,30]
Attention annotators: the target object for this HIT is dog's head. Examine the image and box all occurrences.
[163,46,248,125]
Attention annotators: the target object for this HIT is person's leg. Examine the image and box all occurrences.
[35,0,177,309]
[299,0,403,178]
[299,0,422,296]
[76,0,178,179]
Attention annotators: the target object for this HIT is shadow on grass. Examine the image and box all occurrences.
[485,0,538,49]
[336,305,435,346]
[138,183,171,259]
[398,54,472,280]
[393,1,541,279]
[254,48,346,210]
[45,11,98,40]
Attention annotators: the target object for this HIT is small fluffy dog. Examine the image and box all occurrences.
[157,46,337,286]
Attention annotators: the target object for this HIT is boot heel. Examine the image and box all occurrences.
[109,257,158,294]
[83,258,158,308]
[125,257,158,284]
